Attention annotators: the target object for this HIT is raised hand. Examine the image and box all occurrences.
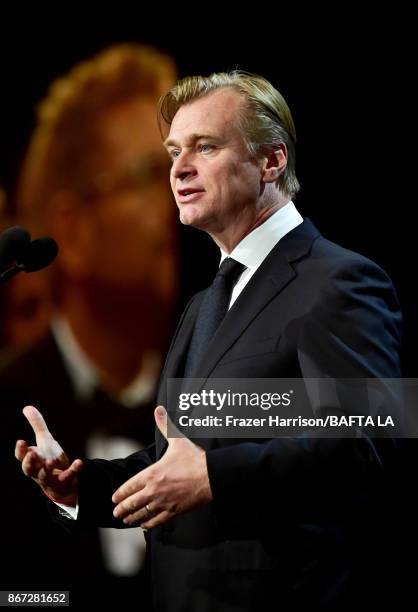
[112,406,212,529]
[15,405,82,505]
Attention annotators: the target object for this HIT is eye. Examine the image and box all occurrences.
[169,149,180,161]
[198,143,213,154]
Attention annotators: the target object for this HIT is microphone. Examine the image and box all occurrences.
[0,231,58,285]
[0,226,31,266]
[18,237,59,272]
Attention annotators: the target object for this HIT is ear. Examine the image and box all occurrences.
[48,191,96,279]
[261,145,288,184]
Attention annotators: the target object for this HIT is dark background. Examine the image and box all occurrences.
[0,11,415,374]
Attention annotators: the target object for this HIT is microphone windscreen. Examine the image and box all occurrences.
[0,226,31,265]
[18,237,59,272]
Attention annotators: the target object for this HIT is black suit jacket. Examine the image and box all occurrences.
[66,220,403,610]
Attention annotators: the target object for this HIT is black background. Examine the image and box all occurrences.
[0,10,415,373]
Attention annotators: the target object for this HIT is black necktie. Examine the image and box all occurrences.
[184,257,246,377]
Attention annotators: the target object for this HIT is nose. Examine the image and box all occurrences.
[171,151,197,181]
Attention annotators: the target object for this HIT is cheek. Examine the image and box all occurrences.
[217,157,251,185]
[232,163,260,198]
[170,173,176,194]
[214,166,246,202]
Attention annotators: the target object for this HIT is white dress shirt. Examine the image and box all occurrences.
[221,200,303,307]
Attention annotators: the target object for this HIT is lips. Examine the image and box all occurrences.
[177,188,205,203]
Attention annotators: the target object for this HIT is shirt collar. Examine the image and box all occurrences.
[220,200,303,268]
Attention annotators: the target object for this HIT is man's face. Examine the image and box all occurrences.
[74,96,177,304]
[166,88,263,236]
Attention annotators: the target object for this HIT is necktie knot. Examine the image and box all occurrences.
[217,257,246,283]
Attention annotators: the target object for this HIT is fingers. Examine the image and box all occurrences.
[112,471,146,504]
[22,407,64,460]
[57,459,83,483]
[15,439,28,461]
[113,488,148,519]
[118,501,172,529]
[115,495,172,529]
[21,450,45,478]
[23,406,53,445]
[141,509,171,530]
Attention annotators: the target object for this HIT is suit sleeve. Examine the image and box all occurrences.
[52,443,157,529]
[205,258,402,534]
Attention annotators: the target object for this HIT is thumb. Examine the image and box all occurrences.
[23,406,54,445]
[154,406,185,443]
[154,405,168,440]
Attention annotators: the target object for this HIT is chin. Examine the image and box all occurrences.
[179,211,193,225]
[179,207,205,228]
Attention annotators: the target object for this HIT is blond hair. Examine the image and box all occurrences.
[158,71,300,198]
[18,43,176,230]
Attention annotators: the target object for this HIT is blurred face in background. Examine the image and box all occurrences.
[57,95,178,309]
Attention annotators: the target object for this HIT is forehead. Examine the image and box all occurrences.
[167,88,245,144]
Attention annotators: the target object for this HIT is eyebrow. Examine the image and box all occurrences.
[164,133,223,149]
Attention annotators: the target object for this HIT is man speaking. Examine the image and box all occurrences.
[15,72,402,610]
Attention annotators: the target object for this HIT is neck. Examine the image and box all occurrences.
[57,284,170,392]
[210,195,290,253]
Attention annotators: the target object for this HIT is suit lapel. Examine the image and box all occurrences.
[194,252,295,379]
[156,218,321,456]
[193,218,321,380]
[159,293,203,386]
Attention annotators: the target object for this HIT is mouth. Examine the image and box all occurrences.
[177,188,205,203]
